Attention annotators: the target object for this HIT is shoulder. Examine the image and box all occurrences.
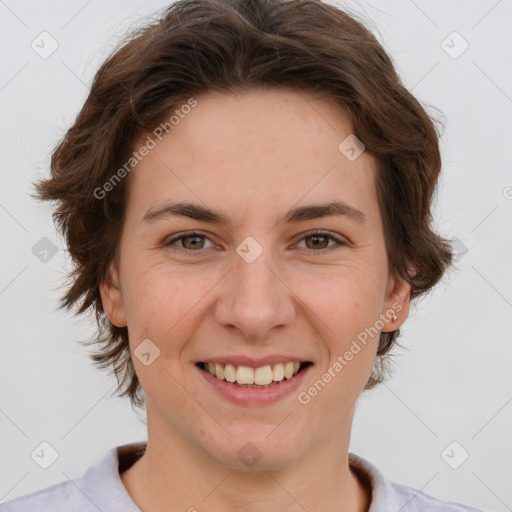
[0,443,145,512]
[0,479,93,512]
[390,482,487,512]
[348,452,486,512]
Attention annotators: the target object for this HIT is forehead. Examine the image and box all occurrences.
[127,88,379,227]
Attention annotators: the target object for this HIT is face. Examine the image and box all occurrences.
[101,88,410,470]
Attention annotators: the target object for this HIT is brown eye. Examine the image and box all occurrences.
[165,231,214,253]
[180,234,205,250]
[304,233,330,250]
[295,230,346,253]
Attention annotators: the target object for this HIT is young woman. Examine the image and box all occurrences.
[1,0,485,510]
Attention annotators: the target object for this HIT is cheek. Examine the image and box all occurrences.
[121,259,218,354]
[295,260,386,329]
[124,258,187,311]
[293,264,384,384]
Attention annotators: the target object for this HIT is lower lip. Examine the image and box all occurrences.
[197,364,312,405]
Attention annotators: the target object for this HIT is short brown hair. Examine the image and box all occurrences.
[33,0,453,410]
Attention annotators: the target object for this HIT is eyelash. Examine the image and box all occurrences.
[164,230,347,256]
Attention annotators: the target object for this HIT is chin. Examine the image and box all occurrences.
[204,429,306,471]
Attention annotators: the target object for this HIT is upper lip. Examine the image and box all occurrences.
[198,355,313,367]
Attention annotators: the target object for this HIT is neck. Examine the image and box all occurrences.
[120,409,371,512]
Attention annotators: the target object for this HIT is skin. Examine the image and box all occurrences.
[100,88,411,512]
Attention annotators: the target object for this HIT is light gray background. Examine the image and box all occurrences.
[1,0,511,510]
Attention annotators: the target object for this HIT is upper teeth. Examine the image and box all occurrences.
[205,362,301,385]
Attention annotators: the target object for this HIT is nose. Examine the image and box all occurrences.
[214,248,296,341]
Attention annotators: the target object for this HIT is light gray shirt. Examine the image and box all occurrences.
[0,442,485,511]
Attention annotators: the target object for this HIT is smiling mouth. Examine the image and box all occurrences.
[197,361,313,388]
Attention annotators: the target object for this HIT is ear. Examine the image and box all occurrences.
[99,261,127,328]
[381,269,412,333]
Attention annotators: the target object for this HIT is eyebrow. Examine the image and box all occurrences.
[142,200,366,226]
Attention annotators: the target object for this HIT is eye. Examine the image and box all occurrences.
[164,231,216,254]
[294,230,346,253]
[164,230,346,256]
